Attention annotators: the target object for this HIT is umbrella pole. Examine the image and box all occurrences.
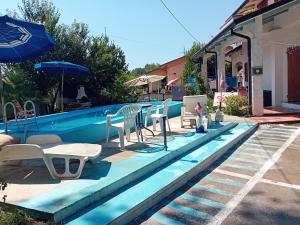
[0,65,4,118]
[61,70,64,112]
[219,91,222,111]
[148,82,150,102]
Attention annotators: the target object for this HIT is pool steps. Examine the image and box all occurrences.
[64,123,257,224]
[18,122,237,222]
[51,123,237,221]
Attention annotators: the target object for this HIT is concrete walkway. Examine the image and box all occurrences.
[133,124,300,225]
[0,116,193,203]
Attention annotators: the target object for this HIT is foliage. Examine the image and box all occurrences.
[131,63,160,76]
[0,210,33,225]
[181,42,207,95]
[0,179,7,203]
[4,0,131,112]
[3,66,46,104]
[207,97,214,113]
[183,83,194,96]
[111,72,138,103]
[86,36,127,97]
[223,95,249,116]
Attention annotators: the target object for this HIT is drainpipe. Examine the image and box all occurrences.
[205,49,218,91]
[230,28,252,115]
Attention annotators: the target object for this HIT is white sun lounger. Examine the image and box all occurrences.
[180,95,211,128]
[0,135,102,179]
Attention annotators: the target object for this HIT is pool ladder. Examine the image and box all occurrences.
[3,100,39,140]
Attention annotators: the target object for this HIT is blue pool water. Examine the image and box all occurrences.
[3,101,183,143]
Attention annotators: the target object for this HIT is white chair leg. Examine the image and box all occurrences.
[167,117,171,131]
[159,118,164,132]
[43,156,59,179]
[43,155,88,179]
[144,115,148,127]
[64,156,87,179]
[72,157,87,179]
[65,157,70,176]
[125,128,131,142]
[153,118,157,131]
[135,125,140,143]
[118,128,125,149]
[180,116,183,128]
[106,125,110,142]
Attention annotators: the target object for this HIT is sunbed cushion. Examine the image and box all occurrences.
[0,134,20,149]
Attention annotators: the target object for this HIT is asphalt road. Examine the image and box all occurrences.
[131,124,300,225]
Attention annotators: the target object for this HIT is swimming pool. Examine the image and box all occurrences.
[3,101,183,143]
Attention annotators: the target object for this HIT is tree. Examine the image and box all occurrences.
[4,0,131,112]
[86,36,128,103]
[18,0,60,36]
[111,71,138,103]
[181,42,207,95]
[131,63,160,76]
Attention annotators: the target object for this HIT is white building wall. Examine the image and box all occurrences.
[262,43,272,91]
[251,16,264,115]
[262,2,300,106]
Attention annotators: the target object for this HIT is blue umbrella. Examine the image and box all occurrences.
[0,15,55,111]
[0,15,55,63]
[34,61,90,112]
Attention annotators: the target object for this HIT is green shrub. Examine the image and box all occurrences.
[0,210,32,225]
[207,98,214,113]
[184,84,194,95]
[223,95,249,116]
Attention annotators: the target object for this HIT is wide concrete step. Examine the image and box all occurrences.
[135,125,296,225]
[20,123,237,223]
[65,123,257,225]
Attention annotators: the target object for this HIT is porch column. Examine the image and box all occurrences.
[241,41,248,87]
[251,16,264,116]
[201,55,208,85]
[216,46,226,91]
[271,43,285,106]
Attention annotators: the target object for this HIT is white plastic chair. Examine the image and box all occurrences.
[0,134,102,179]
[106,104,141,149]
[180,95,211,128]
[145,98,171,132]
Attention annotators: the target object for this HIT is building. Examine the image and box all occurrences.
[147,56,186,92]
[193,0,300,115]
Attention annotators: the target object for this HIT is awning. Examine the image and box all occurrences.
[125,74,166,87]
[167,78,179,86]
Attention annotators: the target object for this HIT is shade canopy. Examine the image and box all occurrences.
[34,61,90,112]
[167,78,179,86]
[34,61,90,75]
[125,74,165,87]
[0,15,55,63]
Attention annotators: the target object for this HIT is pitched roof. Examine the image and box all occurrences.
[193,0,295,60]
[147,56,185,74]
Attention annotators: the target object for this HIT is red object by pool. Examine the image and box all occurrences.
[194,102,202,116]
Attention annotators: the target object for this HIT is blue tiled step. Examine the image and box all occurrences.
[19,122,237,222]
[65,123,257,225]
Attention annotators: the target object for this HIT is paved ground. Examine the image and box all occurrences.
[0,116,195,204]
[131,124,300,225]
[210,111,300,124]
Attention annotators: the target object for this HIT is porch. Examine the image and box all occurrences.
[194,0,300,116]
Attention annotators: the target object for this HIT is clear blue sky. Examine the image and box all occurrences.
[1,0,242,70]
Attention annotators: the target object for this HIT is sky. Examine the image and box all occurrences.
[1,0,242,70]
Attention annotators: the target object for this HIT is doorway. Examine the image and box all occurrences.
[288,47,300,102]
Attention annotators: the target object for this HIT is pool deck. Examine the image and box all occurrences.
[134,124,300,225]
[0,116,256,223]
[0,117,185,203]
